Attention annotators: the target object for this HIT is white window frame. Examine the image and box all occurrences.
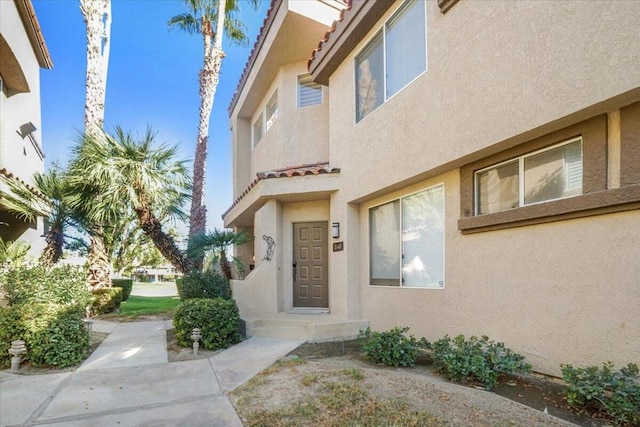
[354,0,427,123]
[474,137,584,215]
[297,73,323,108]
[252,90,278,148]
[368,183,445,289]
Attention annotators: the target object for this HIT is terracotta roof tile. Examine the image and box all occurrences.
[222,162,340,219]
[228,0,280,115]
[0,167,48,203]
[307,0,352,72]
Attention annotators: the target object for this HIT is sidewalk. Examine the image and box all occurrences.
[0,319,302,426]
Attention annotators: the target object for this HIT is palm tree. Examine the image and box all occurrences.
[169,0,259,267]
[188,229,251,280]
[80,0,111,135]
[68,127,194,273]
[80,0,112,288]
[0,167,72,266]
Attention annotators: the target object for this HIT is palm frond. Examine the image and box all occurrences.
[168,13,201,34]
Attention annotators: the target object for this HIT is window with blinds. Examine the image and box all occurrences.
[475,137,583,215]
[252,91,278,147]
[298,74,322,107]
[355,0,427,122]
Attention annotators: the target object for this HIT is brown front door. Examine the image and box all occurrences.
[293,222,328,308]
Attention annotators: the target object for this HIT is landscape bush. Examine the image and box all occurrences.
[176,270,231,301]
[358,327,428,367]
[3,265,90,306]
[90,287,122,315]
[561,362,639,426]
[112,278,133,301]
[430,334,532,390]
[173,298,241,350]
[0,303,90,368]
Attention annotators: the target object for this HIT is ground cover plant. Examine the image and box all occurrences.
[561,362,640,426]
[430,334,532,390]
[358,326,428,367]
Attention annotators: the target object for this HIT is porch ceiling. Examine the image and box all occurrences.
[223,173,340,228]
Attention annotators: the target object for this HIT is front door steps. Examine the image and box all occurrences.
[242,313,369,342]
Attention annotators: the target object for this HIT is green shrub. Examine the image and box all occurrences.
[4,265,90,306]
[112,278,133,301]
[0,306,24,369]
[358,327,428,367]
[176,270,231,301]
[431,335,532,390]
[0,303,90,368]
[173,298,241,350]
[90,287,122,315]
[561,362,639,426]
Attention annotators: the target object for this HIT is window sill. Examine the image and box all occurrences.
[458,184,640,234]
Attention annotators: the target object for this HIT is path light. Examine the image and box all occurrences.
[84,319,94,332]
[191,328,202,356]
[9,340,26,371]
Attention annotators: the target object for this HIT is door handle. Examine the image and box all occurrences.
[292,261,297,282]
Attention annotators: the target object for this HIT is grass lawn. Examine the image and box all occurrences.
[118,295,180,317]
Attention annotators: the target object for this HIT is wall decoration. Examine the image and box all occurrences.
[262,235,275,261]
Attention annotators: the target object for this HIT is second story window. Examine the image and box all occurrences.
[253,91,278,147]
[355,0,427,122]
[298,74,323,107]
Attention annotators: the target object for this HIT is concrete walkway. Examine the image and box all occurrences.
[0,319,302,426]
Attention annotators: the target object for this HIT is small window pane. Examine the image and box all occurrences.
[370,200,400,286]
[356,32,384,122]
[524,140,582,205]
[265,92,278,131]
[402,185,444,288]
[298,74,322,107]
[477,161,519,215]
[252,116,263,146]
[386,0,426,98]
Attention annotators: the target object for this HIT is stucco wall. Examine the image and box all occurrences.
[327,0,640,203]
[247,61,330,188]
[357,171,640,376]
[0,0,45,180]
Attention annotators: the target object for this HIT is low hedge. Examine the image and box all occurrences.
[90,287,122,315]
[112,278,133,301]
[173,298,241,350]
[176,270,231,301]
[0,303,90,368]
[3,265,90,306]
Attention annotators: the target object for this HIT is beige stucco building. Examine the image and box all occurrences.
[0,0,52,257]
[224,0,640,376]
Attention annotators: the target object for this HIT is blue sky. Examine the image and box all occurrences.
[33,0,270,233]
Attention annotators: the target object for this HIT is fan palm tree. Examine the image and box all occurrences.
[0,167,72,266]
[68,127,193,273]
[169,0,259,267]
[188,228,251,280]
[0,238,31,269]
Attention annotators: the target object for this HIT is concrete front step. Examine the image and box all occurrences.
[244,315,369,342]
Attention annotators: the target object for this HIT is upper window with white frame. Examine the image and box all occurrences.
[298,74,322,107]
[252,91,278,147]
[475,137,583,215]
[355,0,427,123]
[369,184,444,288]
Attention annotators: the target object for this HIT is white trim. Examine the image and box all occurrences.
[474,136,584,215]
[368,182,445,290]
[354,0,428,125]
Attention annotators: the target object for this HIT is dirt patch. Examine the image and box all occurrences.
[228,341,605,427]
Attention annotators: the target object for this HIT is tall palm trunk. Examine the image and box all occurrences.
[187,0,227,269]
[81,0,112,289]
[40,227,64,267]
[136,204,193,274]
[219,248,233,281]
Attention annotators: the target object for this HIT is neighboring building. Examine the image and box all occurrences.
[224,0,640,376]
[0,0,52,257]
